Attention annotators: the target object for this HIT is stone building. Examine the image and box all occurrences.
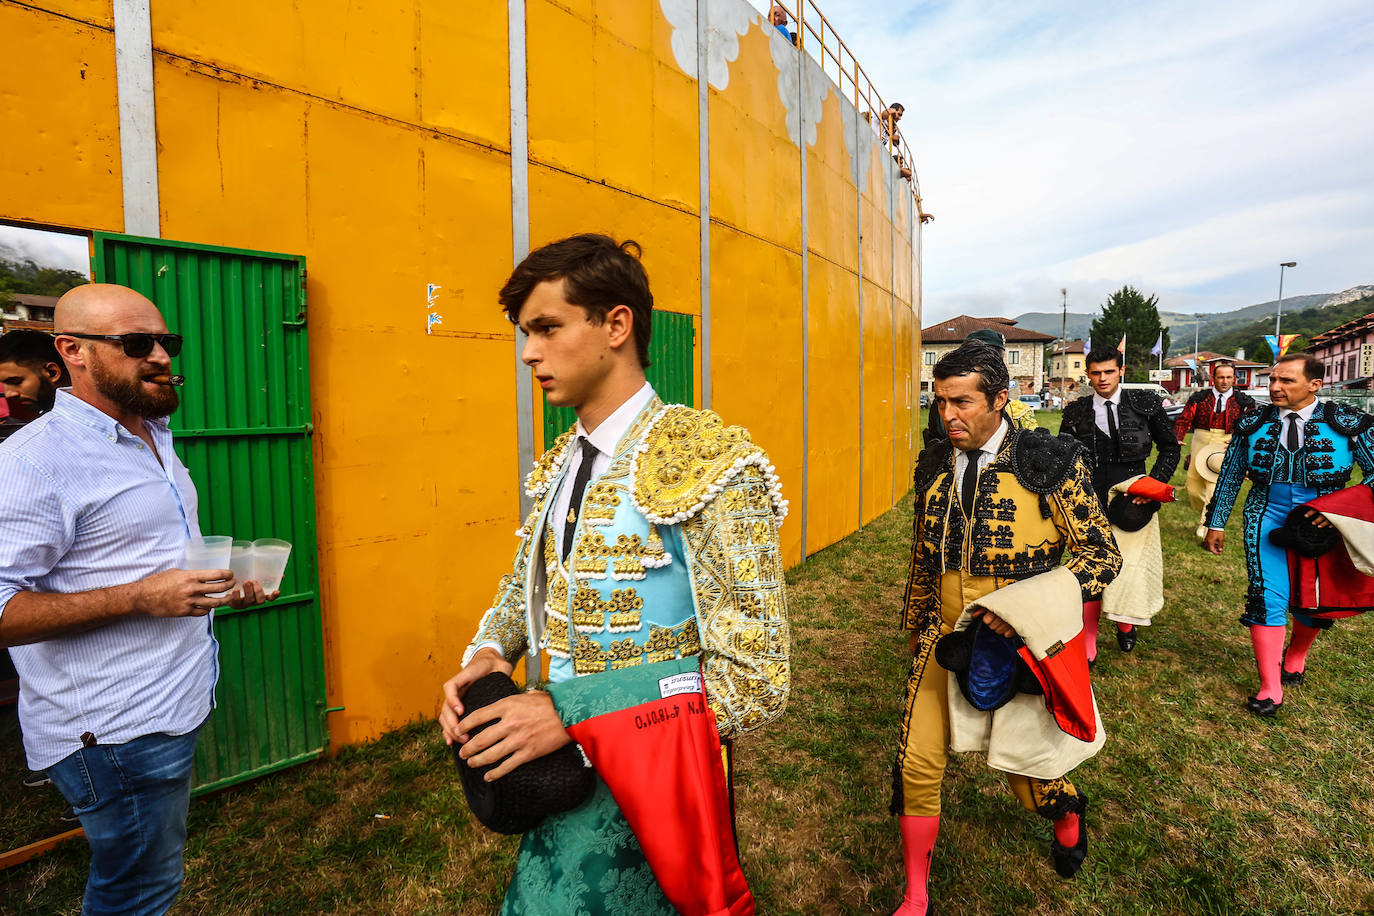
[921,315,1052,398]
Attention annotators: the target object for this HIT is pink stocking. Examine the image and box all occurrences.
[893,815,939,916]
[1082,601,1102,662]
[1249,624,1285,703]
[1283,622,1322,674]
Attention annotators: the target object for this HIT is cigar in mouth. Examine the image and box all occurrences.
[149,374,186,387]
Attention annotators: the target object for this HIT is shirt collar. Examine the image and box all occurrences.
[1093,387,1122,408]
[1212,387,1231,400]
[971,418,1009,458]
[50,388,171,440]
[1280,399,1318,423]
[577,382,655,456]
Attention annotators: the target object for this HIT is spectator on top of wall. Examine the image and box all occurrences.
[770,3,796,45]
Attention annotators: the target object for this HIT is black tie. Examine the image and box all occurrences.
[1215,395,1223,415]
[1286,414,1300,452]
[561,438,600,562]
[1105,401,1120,460]
[961,449,982,517]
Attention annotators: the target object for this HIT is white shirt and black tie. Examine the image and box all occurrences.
[955,419,1008,516]
[1278,400,1317,452]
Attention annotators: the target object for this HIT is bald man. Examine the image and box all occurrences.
[0,284,277,915]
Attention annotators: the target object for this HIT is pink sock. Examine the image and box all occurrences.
[1083,601,1102,662]
[893,815,939,916]
[1115,622,1134,634]
[1250,624,1285,703]
[1283,622,1321,674]
[1053,811,1080,848]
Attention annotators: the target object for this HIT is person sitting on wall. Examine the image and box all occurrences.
[0,329,71,443]
[769,2,797,44]
[891,342,1121,914]
[437,234,790,914]
[924,328,1037,447]
[1058,347,1180,663]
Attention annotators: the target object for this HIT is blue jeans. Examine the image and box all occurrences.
[45,723,204,916]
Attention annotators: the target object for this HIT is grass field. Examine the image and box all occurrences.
[4,410,1373,914]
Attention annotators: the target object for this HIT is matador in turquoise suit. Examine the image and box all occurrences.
[439,234,789,915]
[1205,352,1374,717]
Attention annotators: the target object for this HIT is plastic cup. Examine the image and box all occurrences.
[251,539,292,594]
[226,540,254,597]
[184,535,233,571]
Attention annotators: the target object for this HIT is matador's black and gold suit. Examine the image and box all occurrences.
[893,425,1120,823]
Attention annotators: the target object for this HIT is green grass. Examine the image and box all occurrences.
[4,424,1373,914]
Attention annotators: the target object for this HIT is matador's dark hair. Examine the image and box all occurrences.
[932,341,1009,408]
[1085,346,1124,368]
[1275,351,1324,381]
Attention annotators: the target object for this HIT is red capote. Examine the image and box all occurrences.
[565,677,754,916]
[1016,629,1097,743]
[1126,476,1176,503]
[1287,485,1374,618]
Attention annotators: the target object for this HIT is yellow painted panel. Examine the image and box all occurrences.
[314,327,519,747]
[861,180,893,294]
[805,89,857,272]
[528,164,700,317]
[805,256,860,555]
[707,22,801,252]
[708,224,804,567]
[36,0,112,28]
[862,278,895,523]
[154,60,310,256]
[416,0,510,146]
[893,304,914,492]
[0,5,121,231]
[528,0,694,207]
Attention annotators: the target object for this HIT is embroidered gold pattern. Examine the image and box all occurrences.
[544,606,571,658]
[583,482,621,526]
[607,638,644,670]
[572,634,609,675]
[524,428,576,499]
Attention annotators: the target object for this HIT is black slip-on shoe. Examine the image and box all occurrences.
[1050,795,1089,878]
[1115,627,1138,653]
[1280,668,1305,687]
[1245,696,1282,717]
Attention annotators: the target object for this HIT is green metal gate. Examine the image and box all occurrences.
[542,310,696,447]
[92,232,326,794]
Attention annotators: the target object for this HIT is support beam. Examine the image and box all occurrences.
[114,0,159,236]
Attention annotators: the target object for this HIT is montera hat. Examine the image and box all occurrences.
[964,328,1007,350]
[453,672,595,835]
[1193,438,1230,484]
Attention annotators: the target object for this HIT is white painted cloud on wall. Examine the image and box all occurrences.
[769,32,827,149]
[660,0,752,90]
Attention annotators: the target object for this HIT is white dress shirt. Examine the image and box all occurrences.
[1093,387,1123,436]
[1279,399,1318,451]
[954,419,1009,482]
[1211,388,1233,412]
[551,382,656,557]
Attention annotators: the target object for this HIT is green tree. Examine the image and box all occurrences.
[1089,285,1170,383]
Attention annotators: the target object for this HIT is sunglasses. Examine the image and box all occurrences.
[60,333,184,358]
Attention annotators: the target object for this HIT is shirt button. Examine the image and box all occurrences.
[137,444,145,450]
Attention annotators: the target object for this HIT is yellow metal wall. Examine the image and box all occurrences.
[1,0,921,747]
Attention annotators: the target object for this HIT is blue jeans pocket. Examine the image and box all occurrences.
[48,747,100,813]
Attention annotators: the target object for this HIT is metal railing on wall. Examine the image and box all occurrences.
[768,0,929,221]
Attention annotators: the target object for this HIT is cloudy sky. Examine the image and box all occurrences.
[775,0,1374,323]
[9,0,1371,326]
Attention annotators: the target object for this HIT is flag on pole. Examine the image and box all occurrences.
[1084,335,1091,353]
[1264,334,1299,358]
[1116,334,1127,355]
[1149,332,1163,357]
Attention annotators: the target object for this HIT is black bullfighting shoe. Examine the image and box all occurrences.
[1050,795,1089,879]
[1280,668,1305,687]
[1115,626,1138,653]
[1245,695,1282,717]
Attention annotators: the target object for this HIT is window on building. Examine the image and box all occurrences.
[1007,350,1020,365]
[1072,358,1081,369]
[924,351,936,366]
[1348,355,1358,379]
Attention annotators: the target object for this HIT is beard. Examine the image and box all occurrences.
[87,353,180,419]
[35,377,58,413]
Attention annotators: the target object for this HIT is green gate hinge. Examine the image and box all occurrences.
[322,706,346,714]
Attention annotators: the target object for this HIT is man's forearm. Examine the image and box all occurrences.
[0,584,140,647]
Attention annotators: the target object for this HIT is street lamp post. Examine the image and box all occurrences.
[1275,261,1297,342]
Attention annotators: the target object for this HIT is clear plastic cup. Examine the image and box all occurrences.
[251,539,292,594]
[226,540,254,598]
[184,535,233,571]
[185,535,235,597]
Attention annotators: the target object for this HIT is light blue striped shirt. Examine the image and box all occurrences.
[0,389,218,769]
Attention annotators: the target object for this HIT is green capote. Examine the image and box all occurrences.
[501,658,701,916]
